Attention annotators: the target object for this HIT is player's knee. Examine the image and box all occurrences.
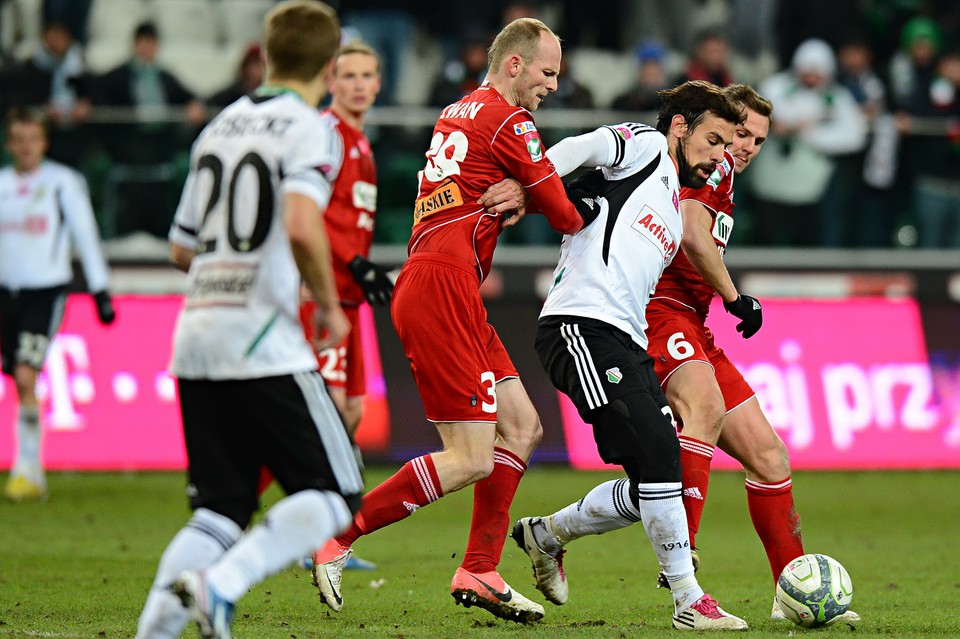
[496,406,542,455]
[677,390,726,440]
[743,436,791,482]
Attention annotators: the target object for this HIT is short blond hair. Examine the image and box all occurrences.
[487,18,557,72]
[336,40,380,74]
[264,0,340,82]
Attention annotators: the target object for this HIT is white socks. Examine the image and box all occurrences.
[548,478,640,550]
[206,489,352,602]
[636,482,702,612]
[136,508,242,639]
[13,405,41,476]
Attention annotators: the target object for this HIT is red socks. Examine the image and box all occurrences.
[678,434,714,548]
[338,454,443,546]
[746,477,803,583]
[460,447,526,574]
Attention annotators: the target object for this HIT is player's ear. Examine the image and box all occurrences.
[507,53,524,77]
[670,114,688,138]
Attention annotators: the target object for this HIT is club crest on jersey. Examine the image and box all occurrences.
[606,367,623,384]
[706,158,731,189]
[613,126,633,140]
[524,132,543,161]
[513,121,537,135]
[632,204,678,261]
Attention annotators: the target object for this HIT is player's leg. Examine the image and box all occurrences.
[449,380,546,623]
[663,361,725,550]
[175,373,363,636]
[137,379,251,639]
[717,397,802,583]
[3,287,66,502]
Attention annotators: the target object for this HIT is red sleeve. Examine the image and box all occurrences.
[489,111,583,235]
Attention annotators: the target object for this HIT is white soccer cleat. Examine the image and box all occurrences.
[771,595,861,624]
[673,593,748,631]
[450,567,545,623]
[511,517,568,605]
[172,570,235,639]
[311,540,352,612]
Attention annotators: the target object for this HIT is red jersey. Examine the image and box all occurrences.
[648,149,736,320]
[408,85,582,281]
[323,110,377,306]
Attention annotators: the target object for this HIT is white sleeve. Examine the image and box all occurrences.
[546,126,621,177]
[281,116,342,210]
[60,169,110,293]
[168,165,202,250]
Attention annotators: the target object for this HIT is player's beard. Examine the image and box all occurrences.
[675,136,714,189]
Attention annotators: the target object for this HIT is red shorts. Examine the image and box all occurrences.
[299,302,365,397]
[646,303,754,413]
[391,253,516,423]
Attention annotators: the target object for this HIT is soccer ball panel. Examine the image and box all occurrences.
[776,553,854,628]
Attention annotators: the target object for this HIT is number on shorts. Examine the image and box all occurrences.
[667,332,694,360]
[480,371,497,414]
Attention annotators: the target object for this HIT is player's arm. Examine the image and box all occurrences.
[680,199,738,303]
[681,199,762,338]
[286,193,349,349]
[60,171,115,324]
[170,243,195,272]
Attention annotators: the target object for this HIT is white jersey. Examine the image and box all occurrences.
[0,160,110,292]
[169,92,342,380]
[540,123,682,348]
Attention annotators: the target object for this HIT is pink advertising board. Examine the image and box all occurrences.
[560,298,960,470]
[0,295,390,470]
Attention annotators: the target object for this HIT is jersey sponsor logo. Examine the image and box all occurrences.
[0,215,48,234]
[524,132,543,162]
[187,263,257,307]
[356,210,375,232]
[712,212,734,249]
[413,178,464,224]
[351,180,377,212]
[606,367,623,384]
[513,120,537,135]
[631,205,678,261]
[439,101,485,120]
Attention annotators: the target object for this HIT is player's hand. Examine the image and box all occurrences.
[565,168,606,198]
[479,178,528,225]
[348,255,394,305]
[723,294,762,339]
[314,304,350,351]
[565,183,602,227]
[93,290,116,325]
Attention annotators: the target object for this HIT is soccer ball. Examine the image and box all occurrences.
[776,553,854,628]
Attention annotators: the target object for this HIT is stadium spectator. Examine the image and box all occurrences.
[1,107,114,503]
[750,38,867,246]
[512,85,860,626]
[836,36,898,247]
[93,21,205,238]
[428,33,487,108]
[676,28,734,87]
[889,17,960,248]
[135,3,364,639]
[611,41,672,113]
[206,43,264,109]
[311,17,594,625]
[518,81,749,630]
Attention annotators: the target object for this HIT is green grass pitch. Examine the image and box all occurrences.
[2,467,958,638]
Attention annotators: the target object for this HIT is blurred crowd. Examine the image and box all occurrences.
[1,0,959,248]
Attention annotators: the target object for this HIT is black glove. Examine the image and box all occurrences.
[564,169,607,228]
[723,294,762,339]
[566,168,607,198]
[93,290,116,325]
[347,255,393,305]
